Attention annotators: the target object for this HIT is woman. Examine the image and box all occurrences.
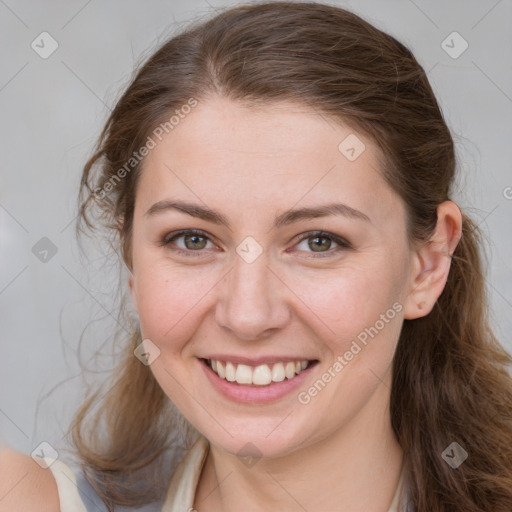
[1,2,511,511]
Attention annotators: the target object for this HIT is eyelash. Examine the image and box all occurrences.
[159,229,352,259]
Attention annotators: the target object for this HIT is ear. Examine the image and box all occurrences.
[403,201,462,320]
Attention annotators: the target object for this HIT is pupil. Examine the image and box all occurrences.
[311,236,330,251]
[186,235,206,250]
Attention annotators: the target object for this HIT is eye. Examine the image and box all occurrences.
[292,231,351,258]
[160,229,215,257]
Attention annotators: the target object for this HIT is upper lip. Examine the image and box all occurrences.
[201,355,318,366]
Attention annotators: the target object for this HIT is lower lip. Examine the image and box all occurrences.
[199,358,318,404]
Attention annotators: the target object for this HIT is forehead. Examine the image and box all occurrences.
[135,97,402,227]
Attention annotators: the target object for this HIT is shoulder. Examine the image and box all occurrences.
[0,446,60,512]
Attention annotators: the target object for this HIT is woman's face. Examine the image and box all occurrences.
[128,96,413,457]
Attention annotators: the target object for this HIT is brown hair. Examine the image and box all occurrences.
[73,2,512,511]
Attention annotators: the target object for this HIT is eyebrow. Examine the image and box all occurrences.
[144,199,371,228]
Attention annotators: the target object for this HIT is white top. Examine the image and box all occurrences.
[40,435,412,511]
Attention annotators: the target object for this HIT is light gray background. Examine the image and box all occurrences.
[1,0,511,457]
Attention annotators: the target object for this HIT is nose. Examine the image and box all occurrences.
[215,252,291,341]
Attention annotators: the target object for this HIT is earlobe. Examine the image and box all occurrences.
[403,201,462,320]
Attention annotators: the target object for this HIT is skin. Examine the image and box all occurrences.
[0,445,60,511]
[128,96,462,511]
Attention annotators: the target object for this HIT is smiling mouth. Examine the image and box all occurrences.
[201,358,319,386]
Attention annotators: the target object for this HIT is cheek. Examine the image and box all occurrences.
[133,263,216,345]
[289,261,403,340]
[291,266,404,420]
[288,264,406,404]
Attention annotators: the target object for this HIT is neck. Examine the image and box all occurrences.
[194,379,404,512]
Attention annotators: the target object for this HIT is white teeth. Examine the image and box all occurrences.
[235,364,253,384]
[207,359,311,386]
[216,361,226,379]
[285,362,296,379]
[271,363,285,382]
[225,362,236,382]
[253,364,272,385]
